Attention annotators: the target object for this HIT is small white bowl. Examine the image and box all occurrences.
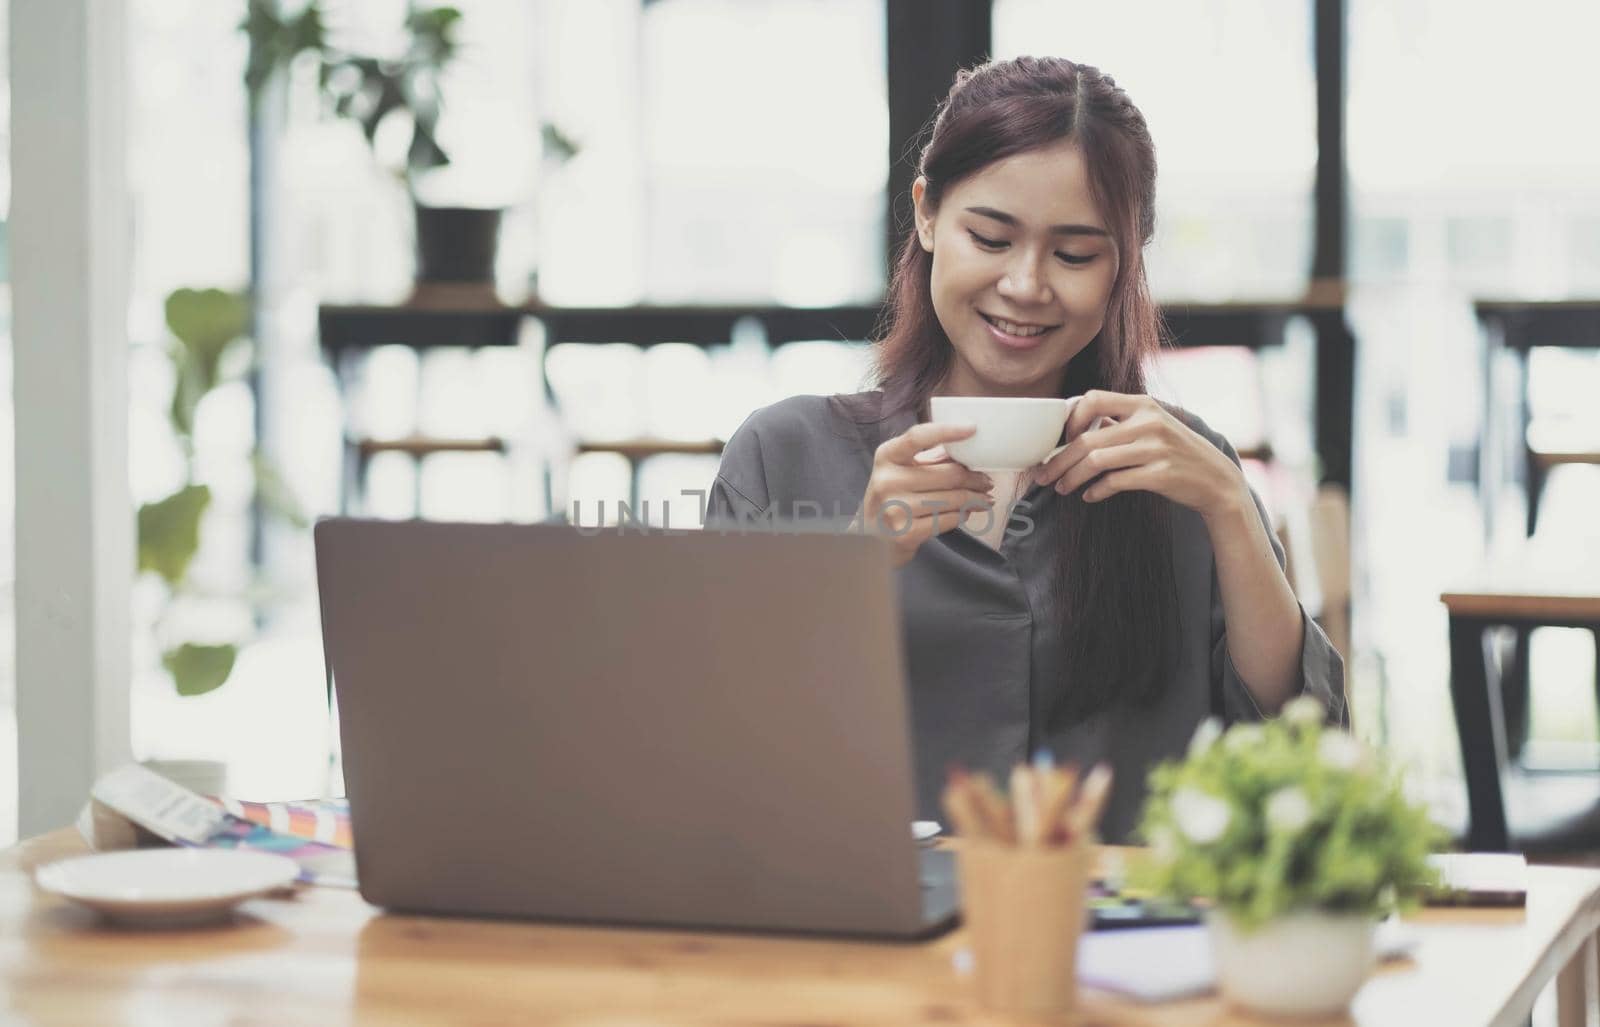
[929,396,1078,471]
[35,848,300,928]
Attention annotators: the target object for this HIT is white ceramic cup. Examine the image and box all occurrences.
[928,395,1080,471]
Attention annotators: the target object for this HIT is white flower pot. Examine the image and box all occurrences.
[1209,910,1376,1017]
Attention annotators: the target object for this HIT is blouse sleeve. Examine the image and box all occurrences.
[704,414,771,527]
[1207,437,1348,728]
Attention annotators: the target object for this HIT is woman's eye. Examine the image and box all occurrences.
[967,229,1095,266]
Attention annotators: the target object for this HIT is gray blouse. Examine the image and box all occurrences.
[705,391,1346,843]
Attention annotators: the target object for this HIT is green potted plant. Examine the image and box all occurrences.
[243,1,577,299]
[1135,697,1444,1017]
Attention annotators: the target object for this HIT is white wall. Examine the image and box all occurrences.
[11,0,132,835]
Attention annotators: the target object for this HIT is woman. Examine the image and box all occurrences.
[705,56,1344,842]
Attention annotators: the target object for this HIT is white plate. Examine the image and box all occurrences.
[35,848,300,927]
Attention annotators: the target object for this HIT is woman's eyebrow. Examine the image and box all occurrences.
[964,205,1110,238]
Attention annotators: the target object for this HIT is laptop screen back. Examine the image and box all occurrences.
[314,519,926,935]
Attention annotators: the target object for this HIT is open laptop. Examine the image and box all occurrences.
[313,518,958,939]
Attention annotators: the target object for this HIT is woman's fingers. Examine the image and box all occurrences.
[1082,463,1163,503]
[881,460,992,495]
[1063,389,1150,439]
[887,499,999,549]
[923,461,994,492]
[878,422,978,466]
[865,422,997,566]
[1052,440,1160,496]
[872,489,994,534]
[888,515,942,553]
[1032,418,1142,486]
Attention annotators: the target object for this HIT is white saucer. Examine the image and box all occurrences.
[35,848,300,927]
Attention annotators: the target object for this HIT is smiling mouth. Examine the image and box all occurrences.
[980,312,1058,338]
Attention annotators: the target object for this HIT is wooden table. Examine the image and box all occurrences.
[1443,550,1600,852]
[7,830,1600,1025]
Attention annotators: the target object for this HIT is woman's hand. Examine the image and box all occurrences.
[1036,390,1307,707]
[856,422,995,568]
[1031,390,1247,521]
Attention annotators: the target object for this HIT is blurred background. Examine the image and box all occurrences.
[4,0,1599,857]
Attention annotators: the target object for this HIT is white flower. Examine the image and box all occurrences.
[1224,723,1264,752]
[1265,787,1313,835]
[1282,695,1326,728]
[1188,717,1223,759]
[1319,731,1365,772]
[1171,787,1232,845]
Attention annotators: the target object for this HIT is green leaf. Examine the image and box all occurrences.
[408,123,450,172]
[137,485,211,585]
[167,341,206,441]
[165,288,250,388]
[358,77,408,145]
[242,0,328,106]
[406,6,463,64]
[286,5,327,54]
[1136,712,1441,924]
[308,8,459,177]
[241,0,287,100]
[163,643,238,697]
[252,452,309,530]
[541,122,580,163]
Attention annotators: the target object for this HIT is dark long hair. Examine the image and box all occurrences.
[872,56,1177,716]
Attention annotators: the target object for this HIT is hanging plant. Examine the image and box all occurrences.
[243,0,462,186]
[135,287,307,697]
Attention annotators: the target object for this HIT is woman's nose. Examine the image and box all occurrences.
[997,254,1052,304]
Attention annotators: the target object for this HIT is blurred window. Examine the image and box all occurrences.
[993,0,1317,301]
[1353,217,1409,284]
[536,0,888,305]
[1446,217,1513,284]
[991,2,1321,517]
[1347,0,1600,778]
[1350,0,1600,298]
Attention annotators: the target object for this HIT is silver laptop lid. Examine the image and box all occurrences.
[314,519,927,935]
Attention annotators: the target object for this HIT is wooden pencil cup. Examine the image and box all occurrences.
[957,839,1093,1017]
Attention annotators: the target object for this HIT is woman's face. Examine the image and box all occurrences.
[913,141,1121,399]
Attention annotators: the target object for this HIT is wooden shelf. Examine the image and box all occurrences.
[320,304,523,352]
[1474,300,1600,352]
[317,300,1346,353]
[1530,448,1600,469]
[576,439,725,461]
[354,436,508,459]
